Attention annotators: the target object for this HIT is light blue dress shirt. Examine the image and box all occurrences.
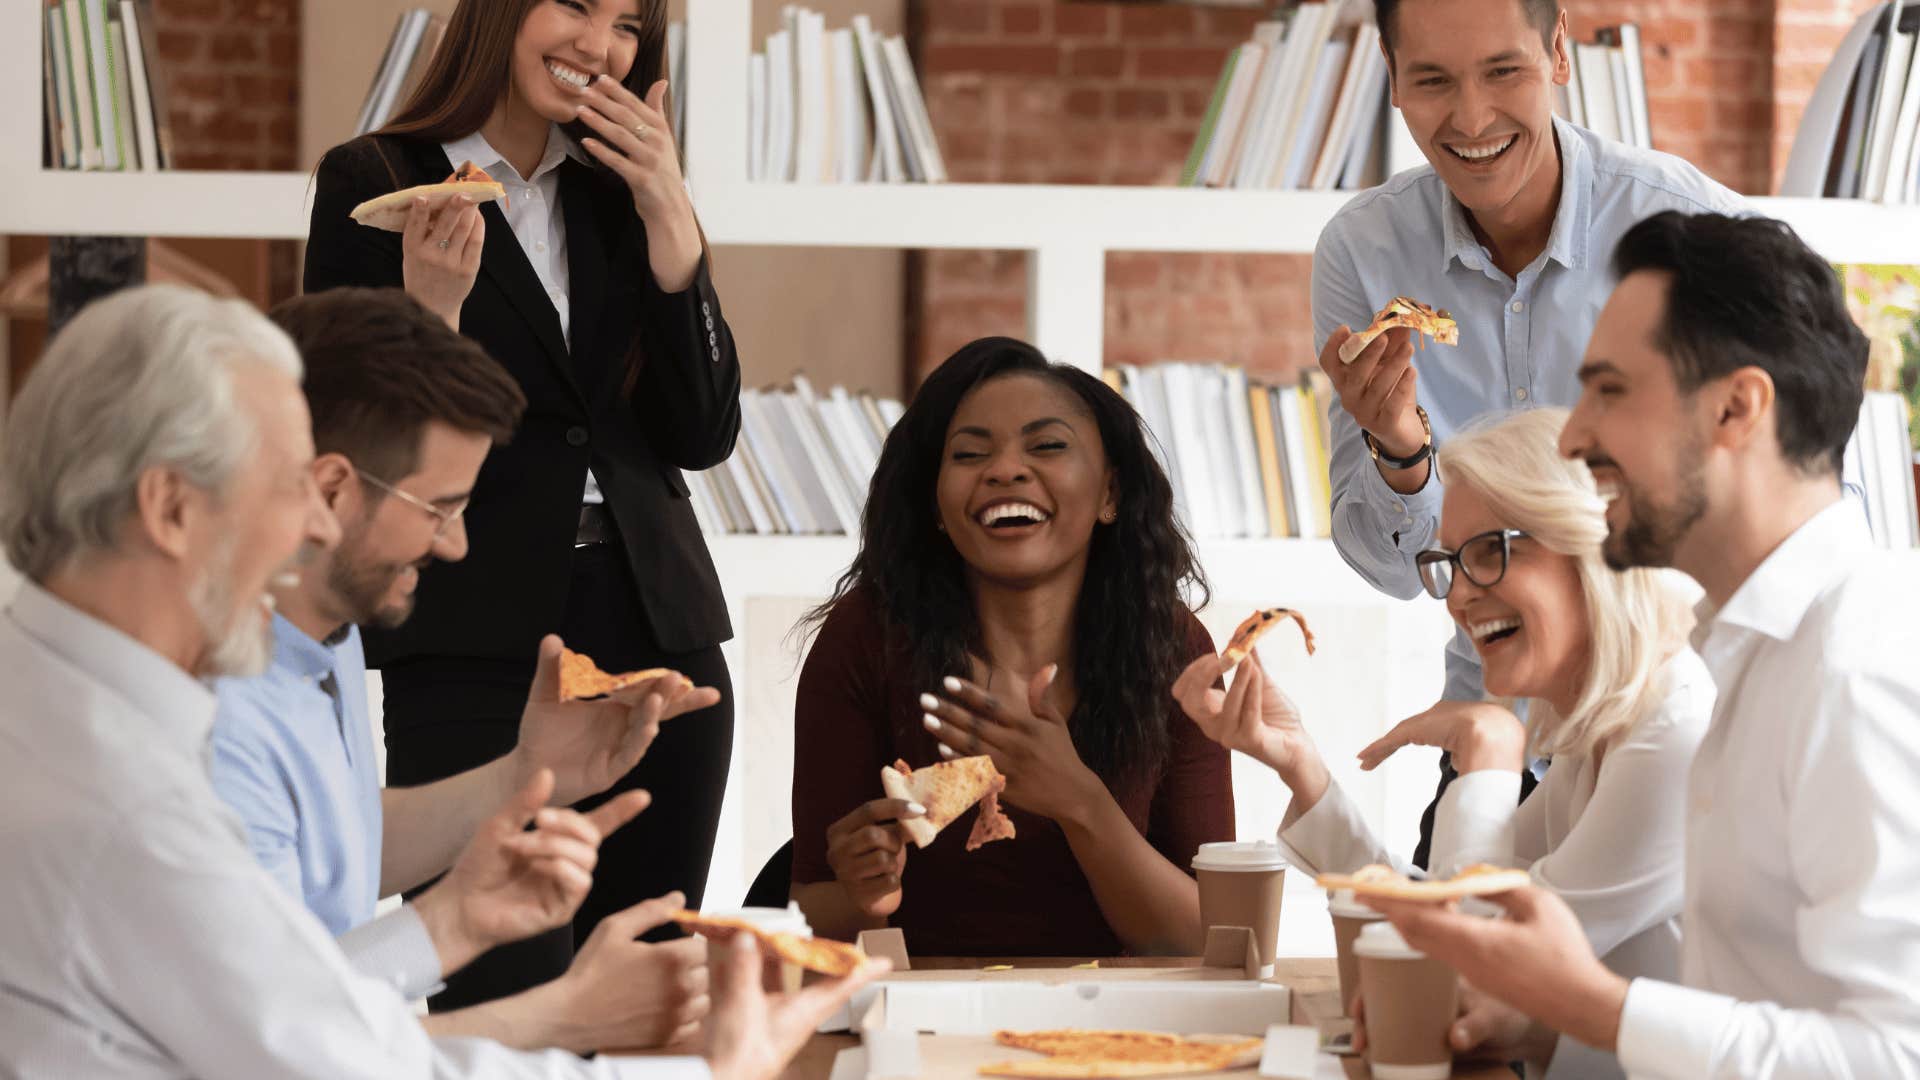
[212,614,381,934]
[1312,118,1747,703]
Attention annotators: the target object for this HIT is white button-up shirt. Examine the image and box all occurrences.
[0,581,704,1079]
[1280,650,1716,1079]
[442,124,607,506]
[1616,501,1920,1078]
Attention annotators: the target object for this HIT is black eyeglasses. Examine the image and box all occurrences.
[1415,529,1530,599]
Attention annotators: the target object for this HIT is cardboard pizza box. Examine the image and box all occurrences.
[841,980,1305,1080]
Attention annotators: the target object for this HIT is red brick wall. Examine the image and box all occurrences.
[910,0,1837,386]
[150,0,301,170]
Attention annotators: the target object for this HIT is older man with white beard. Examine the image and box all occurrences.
[0,284,882,1079]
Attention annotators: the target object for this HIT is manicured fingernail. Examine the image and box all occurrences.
[907,803,926,816]
[943,676,963,693]
[922,713,941,732]
[918,693,940,711]
[939,744,956,759]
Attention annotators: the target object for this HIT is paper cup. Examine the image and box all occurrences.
[700,904,811,993]
[1192,841,1288,977]
[1328,888,1385,1017]
[1354,922,1458,1080]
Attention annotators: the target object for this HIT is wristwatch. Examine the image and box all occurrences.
[1364,405,1433,471]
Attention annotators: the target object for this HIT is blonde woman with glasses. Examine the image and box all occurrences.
[1174,408,1713,1079]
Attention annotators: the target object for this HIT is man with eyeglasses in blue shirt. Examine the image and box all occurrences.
[211,286,724,1057]
[1311,0,1744,864]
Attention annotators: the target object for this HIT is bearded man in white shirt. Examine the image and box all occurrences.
[0,283,880,1080]
[1366,211,1920,1078]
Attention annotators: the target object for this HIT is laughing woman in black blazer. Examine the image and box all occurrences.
[305,0,739,1008]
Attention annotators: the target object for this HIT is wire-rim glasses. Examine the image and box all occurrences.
[358,471,468,541]
[1415,529,1530,600]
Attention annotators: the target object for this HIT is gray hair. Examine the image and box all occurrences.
[1439,408,1694,761]
[0,284,303,583]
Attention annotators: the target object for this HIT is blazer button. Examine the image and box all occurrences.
[566,426,590,447]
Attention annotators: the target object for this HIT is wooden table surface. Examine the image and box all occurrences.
[778,957,1511,1080]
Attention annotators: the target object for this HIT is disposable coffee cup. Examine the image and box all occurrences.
[1328,888,1385,1017]
[1354,922,1458,1080]
[700,903,811,993]
[1192,841,1288,978]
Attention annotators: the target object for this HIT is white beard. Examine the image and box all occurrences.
[189,533,272,679]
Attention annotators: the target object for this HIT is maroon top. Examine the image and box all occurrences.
[790,586,1235,956]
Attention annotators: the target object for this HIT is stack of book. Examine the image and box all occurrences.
[1846,390,1920,548]
[749,8,946,184]
[40,0,171,171]
[685,377,906,536]
[1783,2,1920,201]
[1107,364,1336,541]
[1182,2,1391,191]
[353,9,448,137]
[1555,24,1652,150]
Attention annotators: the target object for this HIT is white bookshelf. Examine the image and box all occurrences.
[7,0,1915,919]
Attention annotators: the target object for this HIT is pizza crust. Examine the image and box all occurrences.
[668,909,869,977]
[1314,862,1531,901]
[348,162,508,232]
[1338,296,1459,364]
[881,756,1015,851]
[557,647,689,702]
[1221,608,1315,665]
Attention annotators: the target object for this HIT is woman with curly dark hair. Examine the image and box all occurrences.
[788,338,1235,956]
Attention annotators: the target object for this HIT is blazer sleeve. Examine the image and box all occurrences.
[628,250,744,471]
[304,141,406,294]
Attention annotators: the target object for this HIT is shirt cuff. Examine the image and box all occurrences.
[1277,780,1389,878]
[1430,768,1521,877]
[604,1055,711,1080]
[338,905,445,1002]
[1617,977,1738,1080]
[1358,447,1444,551]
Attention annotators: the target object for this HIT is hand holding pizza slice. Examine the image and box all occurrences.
[348,159,510,232]
[879,756,1017,851]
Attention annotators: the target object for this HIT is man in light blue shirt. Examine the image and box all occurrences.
[1311,0,1744,863]
[212,287,722,1054]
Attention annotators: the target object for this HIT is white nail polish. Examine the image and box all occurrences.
[907,803,927,816]
[918,693,940,711]
[943,676,963,693]
[939,744,956,759]
[922,713,941,732]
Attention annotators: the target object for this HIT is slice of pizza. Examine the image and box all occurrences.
[1221,608,1315,665]
[348,159,510,232]
[983,1031,1264,1078]
[557,647,689,702]
[668,909,869,977]
[1338,295,1460,364]
[1315,861,1530,902]
[880,755,1016,850]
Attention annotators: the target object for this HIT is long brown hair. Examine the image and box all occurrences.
[380,0,670,144]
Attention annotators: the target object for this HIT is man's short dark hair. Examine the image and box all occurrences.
[269,288,527,484]
[1612,211,1867,478]
[1377,0,1560,60]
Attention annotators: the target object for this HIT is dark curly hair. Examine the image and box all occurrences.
[804,338,1207,789]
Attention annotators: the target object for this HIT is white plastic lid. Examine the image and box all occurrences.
[1352,920,1424,960]
[1327,888,1387,921]
[1191,840,1289,872]
[709,902,812,937]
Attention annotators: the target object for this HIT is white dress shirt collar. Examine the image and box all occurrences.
[7,579,216,754]
[442,123,589,187]
[1691,498,1867,651]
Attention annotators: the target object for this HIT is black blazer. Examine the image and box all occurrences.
[305,134,740,662]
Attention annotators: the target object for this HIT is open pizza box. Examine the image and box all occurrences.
[823,928,1339,1080]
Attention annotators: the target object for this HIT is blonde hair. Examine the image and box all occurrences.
[1438,408,1693,760]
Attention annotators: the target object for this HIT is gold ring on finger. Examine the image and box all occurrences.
[632,123,650,141]
[437,239,450,250]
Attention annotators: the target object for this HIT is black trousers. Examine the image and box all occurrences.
[382,541,734,1010]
